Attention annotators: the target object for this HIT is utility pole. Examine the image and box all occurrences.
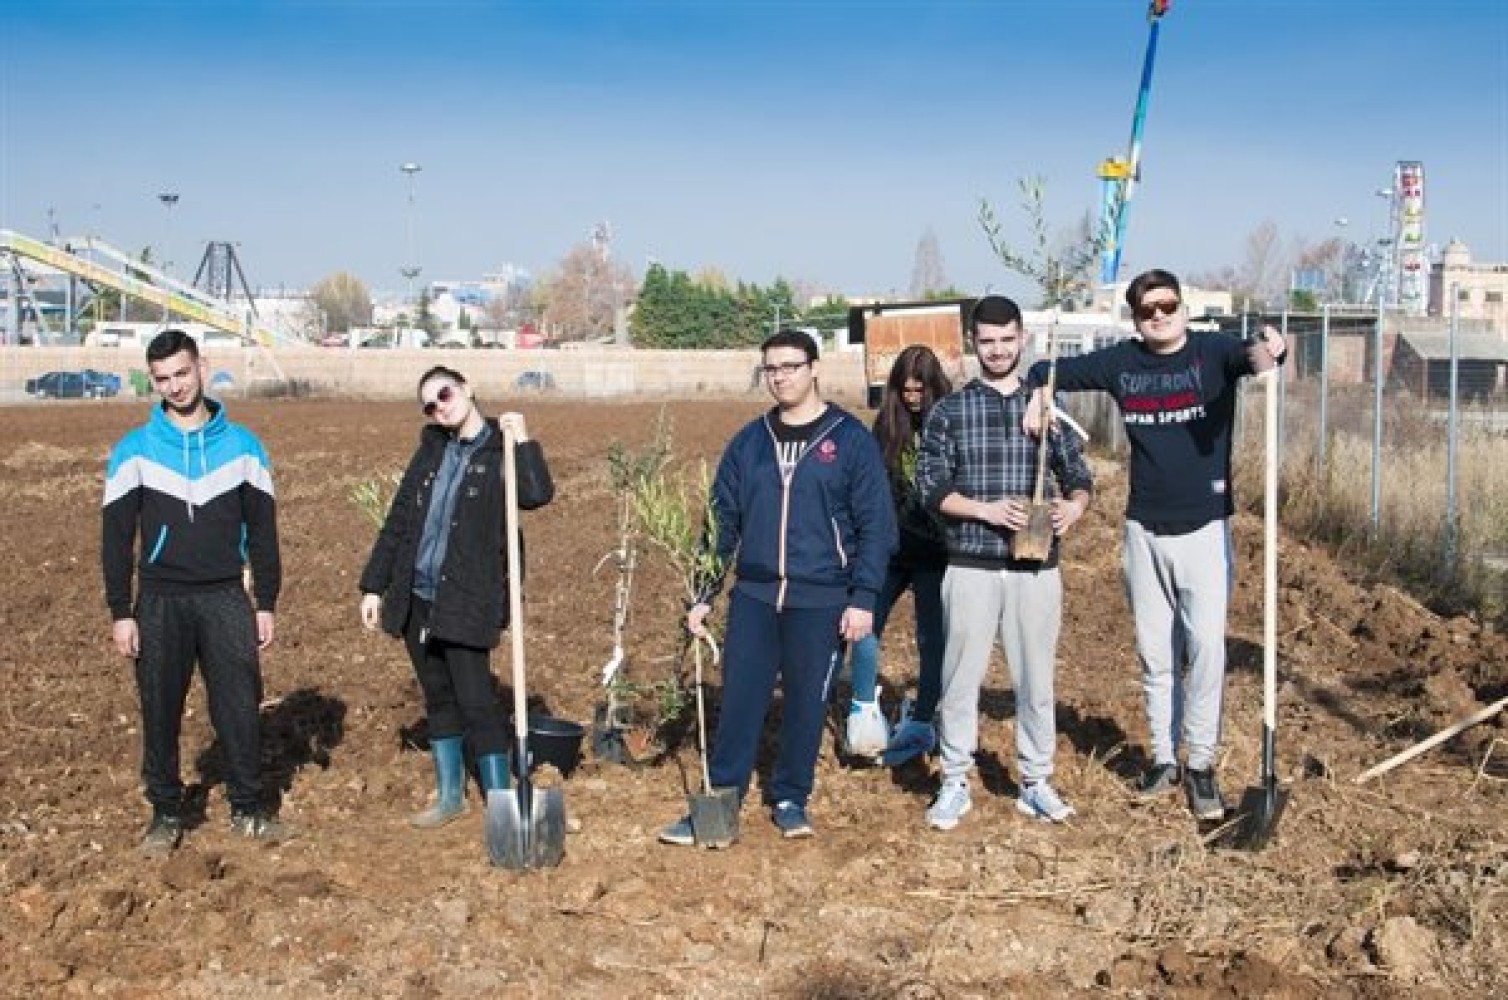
[399,162,423,345]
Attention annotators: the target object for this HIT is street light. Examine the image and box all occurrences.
[158,192,179,321]
[1369,187,1395,307]
[399,163,423,339]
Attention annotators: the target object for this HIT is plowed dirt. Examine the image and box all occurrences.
[2,398,1503,998]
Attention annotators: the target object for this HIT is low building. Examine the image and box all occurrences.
[1429,239,1508,335]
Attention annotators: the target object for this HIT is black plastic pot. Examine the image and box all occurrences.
[528,716,586,778]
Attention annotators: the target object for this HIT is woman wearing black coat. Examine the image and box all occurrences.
[359,366,553,828]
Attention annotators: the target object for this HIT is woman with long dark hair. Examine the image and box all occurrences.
[845,344,953,765]
[359,366,554,829]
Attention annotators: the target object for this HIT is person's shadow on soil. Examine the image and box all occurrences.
[979,685,1017,723]
[187,687,347,825]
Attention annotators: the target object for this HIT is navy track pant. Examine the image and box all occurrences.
[708,591,845,808]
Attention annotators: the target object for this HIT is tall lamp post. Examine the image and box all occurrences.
[1368,186,1395,307]
[399,162,423,342]
[158,192,179,320]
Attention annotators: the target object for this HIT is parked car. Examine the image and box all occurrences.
[24,370,121,399]
[514,370,557,391]
[81,369,123,397]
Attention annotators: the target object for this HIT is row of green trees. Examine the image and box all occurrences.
[629,263,850,349]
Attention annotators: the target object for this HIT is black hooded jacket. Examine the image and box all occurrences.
[359,418,553,649]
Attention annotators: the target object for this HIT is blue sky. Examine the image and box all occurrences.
[2,1,1505,302]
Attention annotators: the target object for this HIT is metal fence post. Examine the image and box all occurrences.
[1370,303,1384,540]
[1445,284,1460,576]
[1277,309,1288,475]
[1318,303,1330,472]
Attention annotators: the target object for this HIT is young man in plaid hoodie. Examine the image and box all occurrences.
[918,295,1093,830]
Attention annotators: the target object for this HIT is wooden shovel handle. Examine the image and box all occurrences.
[693,633,721,795]
[1030,319,1060,506]
[503,424,529,749]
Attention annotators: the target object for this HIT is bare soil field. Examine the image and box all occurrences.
[2,397,1504,998]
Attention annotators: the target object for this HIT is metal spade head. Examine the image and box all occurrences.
[688,786,740,849]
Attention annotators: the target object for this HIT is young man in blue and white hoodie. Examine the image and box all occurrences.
[660,328,897,844]
[1024,269,1285,821]
[103,329,285,856]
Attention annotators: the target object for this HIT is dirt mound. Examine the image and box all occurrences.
[1,399,1502,997]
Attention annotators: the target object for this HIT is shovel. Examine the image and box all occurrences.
[1012,314,1059,562]
[687,633,739,848]
[1219,366,1288,850]
[486,423,567,869]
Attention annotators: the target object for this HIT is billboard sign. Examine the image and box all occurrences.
[1395,161,1426,315]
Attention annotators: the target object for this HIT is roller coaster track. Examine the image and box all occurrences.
[0,228,296,349]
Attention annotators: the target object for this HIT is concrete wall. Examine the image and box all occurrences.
[0,346,871,400]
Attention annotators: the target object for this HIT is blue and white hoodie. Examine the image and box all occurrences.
[102,399,281,619]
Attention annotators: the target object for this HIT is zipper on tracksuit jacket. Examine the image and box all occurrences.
[762,415,842,612]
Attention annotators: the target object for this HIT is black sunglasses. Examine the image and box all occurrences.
[1135,299,1181,322]
[421,384,456,417]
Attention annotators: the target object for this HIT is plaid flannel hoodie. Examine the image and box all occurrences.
[917,378,1093,570]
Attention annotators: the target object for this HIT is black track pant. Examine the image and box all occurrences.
[403,597,508,758]
[135,587,263,814]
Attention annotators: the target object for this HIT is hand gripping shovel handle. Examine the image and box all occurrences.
[693,632,720,796]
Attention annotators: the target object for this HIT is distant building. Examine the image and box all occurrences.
[1429,239,1507,335]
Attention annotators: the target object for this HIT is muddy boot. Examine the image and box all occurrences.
[411,735,467,829]
[478,752,511,794]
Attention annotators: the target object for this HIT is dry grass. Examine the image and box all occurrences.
[1235,381,1508,622]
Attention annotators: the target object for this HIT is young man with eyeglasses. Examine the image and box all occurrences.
[1024,269,1285,821]
[660,329,897,844]
[917,295,1094,831]
[103,329,286,855]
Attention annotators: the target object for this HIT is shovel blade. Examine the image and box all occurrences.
[485,787,567,869]
[1010,502,1054,562]
[689,787,740,849]
[1222,780,1288,851]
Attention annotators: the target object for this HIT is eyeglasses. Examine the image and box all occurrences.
[759,361,811,379]
[421,384,455,417]
[1135,299,1181,322]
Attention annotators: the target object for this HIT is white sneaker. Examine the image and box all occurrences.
[1016,781,1075,823]
[926,779,972,831]
[844,700,890,758]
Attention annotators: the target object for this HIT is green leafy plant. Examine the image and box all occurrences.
[979,175,1110,310]
[349,470,402,529]
[596,411,721,756]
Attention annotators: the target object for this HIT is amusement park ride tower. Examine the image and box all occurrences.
[1096,1,1172,289]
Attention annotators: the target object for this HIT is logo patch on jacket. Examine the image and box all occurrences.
[817,439,838,464]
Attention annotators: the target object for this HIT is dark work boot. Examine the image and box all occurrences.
[140,810,183,858]
[411,735,467,829]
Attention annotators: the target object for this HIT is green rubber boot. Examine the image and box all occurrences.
[478,752,511,794]
[411,736,467,829]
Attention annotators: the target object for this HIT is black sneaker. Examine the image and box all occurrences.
[140,812,183,858]
[1135,762,1181,797]
[229,810,295,843]
[1183,768,1227,821]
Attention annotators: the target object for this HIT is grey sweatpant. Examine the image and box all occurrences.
[935,565,1063,784]
[1122,518,1233,772]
